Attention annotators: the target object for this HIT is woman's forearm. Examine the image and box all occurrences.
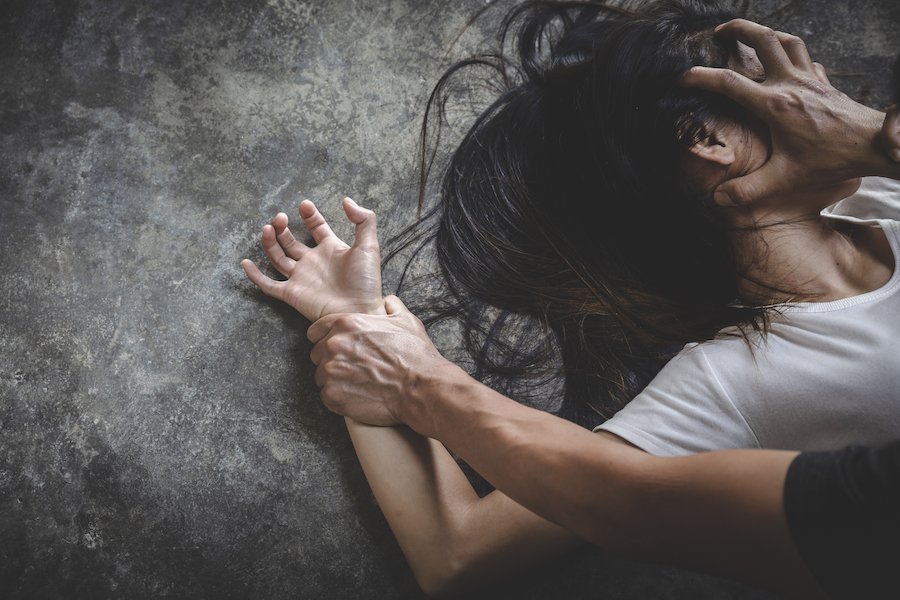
[343,418,475,595]
[342,417,580,597]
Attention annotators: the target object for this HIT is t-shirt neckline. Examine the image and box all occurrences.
[785,218,900,314]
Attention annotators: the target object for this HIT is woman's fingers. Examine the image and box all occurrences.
[341,197,378,251]
[715,19,793,77]
[241,259,286,301]
[261,223,297,276]
[299,199,338,245]
[271,212,308,260]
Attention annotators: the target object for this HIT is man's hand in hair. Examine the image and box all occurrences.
[682,19,900,206]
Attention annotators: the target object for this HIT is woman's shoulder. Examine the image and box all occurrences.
[681,331,761,364]
[595,338,763,455]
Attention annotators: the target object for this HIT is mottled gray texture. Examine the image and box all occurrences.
[1,1,897,598]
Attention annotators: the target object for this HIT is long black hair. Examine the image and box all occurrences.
[385,0,767,427]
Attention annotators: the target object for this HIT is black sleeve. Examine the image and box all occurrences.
[783,438,900,600]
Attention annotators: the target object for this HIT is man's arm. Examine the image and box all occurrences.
[403,362,819,595]
[309,296,824,597]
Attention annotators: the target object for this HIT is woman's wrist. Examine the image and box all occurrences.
[368,297,389,316]
[316,297,387,319]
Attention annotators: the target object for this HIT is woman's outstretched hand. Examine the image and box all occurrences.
[681,19,898,206]
[241,197,385,322]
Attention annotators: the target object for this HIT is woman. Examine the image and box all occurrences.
[241,0,900,596]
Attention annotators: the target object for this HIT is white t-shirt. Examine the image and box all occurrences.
[596,177,900,456]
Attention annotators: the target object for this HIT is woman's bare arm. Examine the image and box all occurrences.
[344,419,581,597]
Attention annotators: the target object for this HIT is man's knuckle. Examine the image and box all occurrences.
[322,388,344,414]
[349,314,364,326]
[321,385,336,407]
[730,184,754,205]
[720,70,738,85]
[322,361,340,378]
[767,91,798,112]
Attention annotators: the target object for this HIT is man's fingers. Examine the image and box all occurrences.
[241,259,286,301]
[307,313,346,343]
[715,19,793,77]
[812,62,830,85]
[775,31,814,73]
[261,224,297,276]
[710,167,781,207]
[310,339,326,366]
[342,197,379,251]
[271,212,308,260]
[681,66,765,114]
[299,199,338,245]
[384,295,409,316]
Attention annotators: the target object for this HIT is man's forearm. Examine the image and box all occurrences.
[401,363,648,546]
[400,365,821,595]
[857,110,900,180]
[308,297,822,593]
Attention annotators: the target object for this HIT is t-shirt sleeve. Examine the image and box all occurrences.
[594,344,761,456]
[824,176,900,221]
[784,439,900,599]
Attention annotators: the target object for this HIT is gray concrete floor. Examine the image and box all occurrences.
[1,1,897,598]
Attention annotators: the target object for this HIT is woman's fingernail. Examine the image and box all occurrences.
[890,148,900,163]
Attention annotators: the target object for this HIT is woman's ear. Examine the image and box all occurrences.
[688,131,736,166]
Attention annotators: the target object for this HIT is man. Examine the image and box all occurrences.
[305,20,900,598]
